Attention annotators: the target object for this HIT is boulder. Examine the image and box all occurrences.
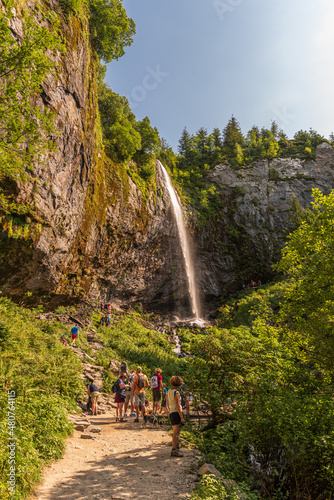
[198,463,222,477]
[75,425,86,432]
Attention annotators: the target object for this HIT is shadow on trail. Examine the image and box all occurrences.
[42,440,180,500]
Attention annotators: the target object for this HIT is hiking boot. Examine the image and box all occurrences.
[134,418,139,423]
[130,413,136,417]
[124,414,128,418]
[171,449,183,457]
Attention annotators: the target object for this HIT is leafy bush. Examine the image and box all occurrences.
[191,475,232,500]
[184,311,334,499]
[0,297,84,499]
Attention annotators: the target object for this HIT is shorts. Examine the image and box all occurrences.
[169,411,181,426]
[134,392,145,406]
[91,391,99,402]
[152,388,161,402]
[71,334,77,339]
[125,390,135,404]
[115,393,125,404]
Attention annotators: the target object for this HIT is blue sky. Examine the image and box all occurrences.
[106,0,334,151]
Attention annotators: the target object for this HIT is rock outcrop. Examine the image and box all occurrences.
[197,143,334,302]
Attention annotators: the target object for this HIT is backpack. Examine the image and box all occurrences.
[112,381,119,393]
[137,374,146,389]
[150,375,158,389]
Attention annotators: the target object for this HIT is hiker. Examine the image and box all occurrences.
[150,368,163,414]
[160,383,168,414]
[132,366,149,422]
[167,376,185,457]
[124,370,136,418]
[100,316,106,326]
[115,373,128,422]
[61,334,68,345]
[71,325,79,345]
[87,383,100,416]
[100,302,104,312]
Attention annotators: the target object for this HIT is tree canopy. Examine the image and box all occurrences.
[275,188,334,372]
[89,0,135,63]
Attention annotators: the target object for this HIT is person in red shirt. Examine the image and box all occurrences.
[151,368,163,414]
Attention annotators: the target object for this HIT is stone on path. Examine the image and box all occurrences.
[198,463,222,477]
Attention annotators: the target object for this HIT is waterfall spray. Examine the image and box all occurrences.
[157,160,201,320]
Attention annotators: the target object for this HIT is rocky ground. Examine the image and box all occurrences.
[31,409,200,500]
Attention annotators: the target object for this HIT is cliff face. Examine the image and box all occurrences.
[2,7,334,316]
[196,143,334,304]
[0,2,193,314]
[0,4,98,295]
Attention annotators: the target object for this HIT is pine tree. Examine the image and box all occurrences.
[222,116,244,159]
[178,127,193,156]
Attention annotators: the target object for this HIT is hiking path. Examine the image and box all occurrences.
[31,408,199,500]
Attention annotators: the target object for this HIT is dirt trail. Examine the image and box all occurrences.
[31,409,199,500]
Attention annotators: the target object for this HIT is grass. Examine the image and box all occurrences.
[92,310,185,394]
[0,296,85,499]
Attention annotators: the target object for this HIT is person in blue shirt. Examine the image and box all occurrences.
[71,326,79,345]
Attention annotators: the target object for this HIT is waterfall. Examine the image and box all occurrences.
[157,160,201,320]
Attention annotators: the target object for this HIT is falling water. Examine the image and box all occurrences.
[157,160,201,321]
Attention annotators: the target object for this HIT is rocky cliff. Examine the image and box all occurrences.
[196,142,334,305]
[1,6,334,316]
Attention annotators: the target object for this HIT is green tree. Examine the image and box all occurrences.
[178,127,194,157]
[98,82,141,161]
[135,116,160,158]
[89,0,135,63]
[133,117,160,180]
[275,188,334,372]
[157,138,178,172]
[222,116,244,165]
[270,120,280,140]
[211,126,224,165]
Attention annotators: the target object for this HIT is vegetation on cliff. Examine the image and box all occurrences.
[167,117,334,227]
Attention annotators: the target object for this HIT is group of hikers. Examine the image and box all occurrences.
[87,366,185,458]
[100,303,112,327]
[61,325,79,346]
[242,280,262,290]
[61,308,186,457]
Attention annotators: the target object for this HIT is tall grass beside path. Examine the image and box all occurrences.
[0,297,85,499]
